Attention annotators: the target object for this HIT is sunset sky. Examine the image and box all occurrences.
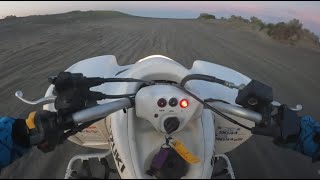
[1,1,319,35]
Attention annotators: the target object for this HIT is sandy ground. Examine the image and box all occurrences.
[0,16,320,178]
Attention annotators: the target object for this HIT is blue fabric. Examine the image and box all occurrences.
[295,115,320,159]
[0,117,29,170]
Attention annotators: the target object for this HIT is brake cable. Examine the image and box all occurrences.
[178,74,252,131]
[177,85,251,131]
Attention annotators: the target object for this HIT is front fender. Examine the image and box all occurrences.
[190,60,254,154]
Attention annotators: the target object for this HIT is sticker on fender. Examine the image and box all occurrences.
[171,138,200,164]
[216,127,245,142]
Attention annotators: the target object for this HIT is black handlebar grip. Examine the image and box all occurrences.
[31,110,64,153]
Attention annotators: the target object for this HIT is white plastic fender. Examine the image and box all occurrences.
[190,60,255,154]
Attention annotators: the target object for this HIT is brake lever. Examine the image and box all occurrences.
[15,90,56,105]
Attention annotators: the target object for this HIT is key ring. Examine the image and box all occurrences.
[161,134,173,148]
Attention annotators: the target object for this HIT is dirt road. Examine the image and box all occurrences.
[0,15,319,178]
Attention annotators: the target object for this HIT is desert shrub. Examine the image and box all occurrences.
[70,10,82,13]
[250,16,265,27]
[288,18,302,29]
[303,28,310,34]
[225,14,319,46]
[230,15,237,20]
[262,19,319,46]
[198,13,216,20]
[265,20,302,41]
[229,15,250,23]
[243,18,250,23]
[4,15,17,20]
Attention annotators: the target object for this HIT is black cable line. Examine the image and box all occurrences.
[175,85,252,131]
[87,78,154,100]
[204,98,231,104]
[180,74,226,87]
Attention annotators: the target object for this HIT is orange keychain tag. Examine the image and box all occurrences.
[171,138,201,164]
[25,111,36,129]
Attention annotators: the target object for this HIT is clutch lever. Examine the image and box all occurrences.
[15,90,56,105]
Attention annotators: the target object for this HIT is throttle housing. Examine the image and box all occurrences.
[236,79,273,110]
[236,80,273,126]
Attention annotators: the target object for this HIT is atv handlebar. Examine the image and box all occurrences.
[72,98,133,124]
[207,102,262,124]
[70,99,263,125]
[70,99,301,128]
[29,96,299,153]
[17,72,303,154]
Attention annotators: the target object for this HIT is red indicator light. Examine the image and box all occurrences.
[180,99,189,108]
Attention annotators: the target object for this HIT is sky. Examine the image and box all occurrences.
[0,1,319,35]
